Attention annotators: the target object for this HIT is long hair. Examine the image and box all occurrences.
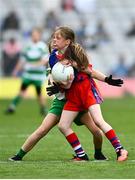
[54,26,75,43]
[48,40,52,53]
[64,43,89,71]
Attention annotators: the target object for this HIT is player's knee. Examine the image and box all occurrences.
[58,122,67,134]
[93,129,103,137]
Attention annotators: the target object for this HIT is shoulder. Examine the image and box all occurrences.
[22,41,32,51]
[38,41,48,49]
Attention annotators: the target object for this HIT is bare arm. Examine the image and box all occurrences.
[47,73,54,85]
[12,60,25,76]
[81,66,123,86]
[91,69,106,82]
[30,58,49,67]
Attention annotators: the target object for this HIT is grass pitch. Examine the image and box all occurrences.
[0,97,135,179]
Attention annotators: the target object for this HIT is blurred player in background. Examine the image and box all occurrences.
[5,27,49,115]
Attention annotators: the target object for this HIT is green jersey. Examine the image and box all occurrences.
[21,41,49,83]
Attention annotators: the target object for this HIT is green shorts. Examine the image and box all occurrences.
[49,98,87,126]
[22,78,43,87]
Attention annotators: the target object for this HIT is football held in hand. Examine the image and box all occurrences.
[51,62,74,83]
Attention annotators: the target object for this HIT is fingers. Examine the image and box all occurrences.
[112,80,123,86]
[114,84,122,87]
[109,75,123,83]
[46,83,60,96]
[47,92,53,96]
[53,82,58,86]
[105,75,124,87]
[109,75,112,79]
[118,79,123,84]
[115,79,124,84]
[46,86,52,91]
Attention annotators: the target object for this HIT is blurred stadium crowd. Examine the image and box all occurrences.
[0,0,135,77]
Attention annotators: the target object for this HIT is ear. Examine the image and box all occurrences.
[66,39,71,46]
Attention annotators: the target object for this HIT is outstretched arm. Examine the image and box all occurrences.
[81,67,123,87]
[92,69,123,87]
[29,58,49,67]
[92,69,106,81]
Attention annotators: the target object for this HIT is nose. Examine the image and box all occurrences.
[52,38,56,44]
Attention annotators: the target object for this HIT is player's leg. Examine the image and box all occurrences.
[35,84,48,116]
[5,81,28,114]
[9,98,65,161]
[58,110,89,161]
[79,111,107,160]
[9,113,59,161]
[89,104,128,161]
[22,113,58,152]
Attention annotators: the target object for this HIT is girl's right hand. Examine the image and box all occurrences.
[46,82,60,96]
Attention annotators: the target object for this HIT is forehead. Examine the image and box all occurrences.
[32,30,41,35]
[53,30,63,37]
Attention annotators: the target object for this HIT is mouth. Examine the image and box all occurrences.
[53,44,57,48]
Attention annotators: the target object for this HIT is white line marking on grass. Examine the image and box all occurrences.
[0,134,29,138]
[128,160,135,162]
[0,161,11,164]
[93,160,135,163]
[0,160,135,164]
[0,160,66,164]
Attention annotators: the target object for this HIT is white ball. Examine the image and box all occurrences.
[51,62,74,83]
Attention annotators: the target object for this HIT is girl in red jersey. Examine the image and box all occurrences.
[50,26,128,162]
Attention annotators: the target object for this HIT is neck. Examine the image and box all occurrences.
[58,46,68,54]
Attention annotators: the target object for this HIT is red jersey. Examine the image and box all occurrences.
[64,72,103,111]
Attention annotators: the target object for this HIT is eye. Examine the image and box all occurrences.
[57,36,61,40]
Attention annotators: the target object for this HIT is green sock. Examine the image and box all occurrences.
[12,96,22,106]
[9,96,22,110]
[17,149,27,158]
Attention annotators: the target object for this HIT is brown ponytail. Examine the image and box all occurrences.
[64,43,89,71]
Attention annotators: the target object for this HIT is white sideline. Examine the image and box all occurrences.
[0,134,29,138]
[0,160,135,164]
